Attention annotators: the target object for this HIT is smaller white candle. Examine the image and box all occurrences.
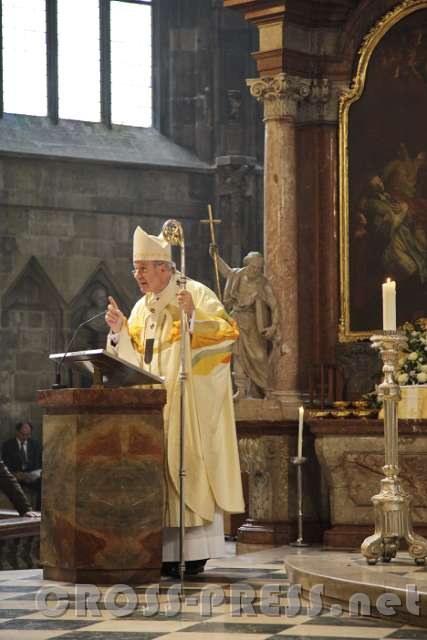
[382,278,396,331]
[297,406,304,458]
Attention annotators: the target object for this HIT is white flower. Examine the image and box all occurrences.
[408,352,419,361]
[417,372,427,383]
[398,357,406,367]
[421,365,427,372]
[398,373,409,384]
[412,331,418,336]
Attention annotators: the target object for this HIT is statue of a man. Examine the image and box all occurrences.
[82,286,109,348]
[212,249,281,399]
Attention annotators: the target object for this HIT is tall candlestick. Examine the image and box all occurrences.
[382,279,396,331]
[297,406,304,458]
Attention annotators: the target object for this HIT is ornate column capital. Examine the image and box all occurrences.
[247,73,351,123]
[299,79,350,124]
[246,73,310,120]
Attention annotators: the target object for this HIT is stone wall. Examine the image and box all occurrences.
[0,155,217,437]
[0,0,264,440]
[155,0,264,262]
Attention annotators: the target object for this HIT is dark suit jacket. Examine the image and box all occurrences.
[2,438,42,475]
[0,459,31,515]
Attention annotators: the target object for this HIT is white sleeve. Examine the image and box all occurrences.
[106,325,141,368]
[189,310,196,334]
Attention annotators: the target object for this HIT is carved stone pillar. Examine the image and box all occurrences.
[246,73,310,415]
[236,420,323,551]
[237,432,296,550]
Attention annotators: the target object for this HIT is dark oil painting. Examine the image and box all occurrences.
[348,9,427,332]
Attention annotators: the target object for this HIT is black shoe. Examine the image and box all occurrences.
[161,559,208,578]
[161,562,180,578]
[185,559,208,575]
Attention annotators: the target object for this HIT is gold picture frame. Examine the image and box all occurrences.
[339,0,427,341]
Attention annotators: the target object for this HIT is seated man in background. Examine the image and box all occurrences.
[0,459,38,517]
[2,422,42,510]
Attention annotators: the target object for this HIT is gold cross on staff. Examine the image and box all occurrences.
[201,204,222,301]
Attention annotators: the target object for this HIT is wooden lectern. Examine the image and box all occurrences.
[38,351,167,584]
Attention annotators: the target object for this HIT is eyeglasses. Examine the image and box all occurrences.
[131,263,166,277]
[131,267,147,277]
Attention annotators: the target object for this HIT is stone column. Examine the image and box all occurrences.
[297,80,344,388]
[247,73,310,416]
[297,80,351,395]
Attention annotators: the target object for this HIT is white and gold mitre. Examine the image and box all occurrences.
[133,226,171,262]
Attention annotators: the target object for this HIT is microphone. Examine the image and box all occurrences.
[51,309,107,389]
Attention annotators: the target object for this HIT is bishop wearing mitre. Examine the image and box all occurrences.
[105,225,244,576]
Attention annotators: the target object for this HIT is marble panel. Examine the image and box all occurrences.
[312,423,427,531]
[39,389,165,583]
[236,417,324,549]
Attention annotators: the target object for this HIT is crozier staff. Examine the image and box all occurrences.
[105,225,244,577]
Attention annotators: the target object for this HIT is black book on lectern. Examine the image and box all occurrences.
[49,349,164,388]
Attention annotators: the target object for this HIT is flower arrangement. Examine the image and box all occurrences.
[396,319,427,385]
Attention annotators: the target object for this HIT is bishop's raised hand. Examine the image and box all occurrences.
[105,296,125,333]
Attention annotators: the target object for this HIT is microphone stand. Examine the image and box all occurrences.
[51,309,107,389]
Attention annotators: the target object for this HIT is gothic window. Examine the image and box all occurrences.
[58,0,101,122]
[111,0,152,127]
[1,0,152,127]
[2,0,48,116]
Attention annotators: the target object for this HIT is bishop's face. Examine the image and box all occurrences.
[133,260,171,294]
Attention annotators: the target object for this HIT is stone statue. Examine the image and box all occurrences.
[212,249,281,399]
[81,285,109,349]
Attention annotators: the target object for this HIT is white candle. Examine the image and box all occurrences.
[297,406,304,458]
[382,278,396,331]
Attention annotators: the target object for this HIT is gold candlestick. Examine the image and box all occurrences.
[361,331,427,565]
